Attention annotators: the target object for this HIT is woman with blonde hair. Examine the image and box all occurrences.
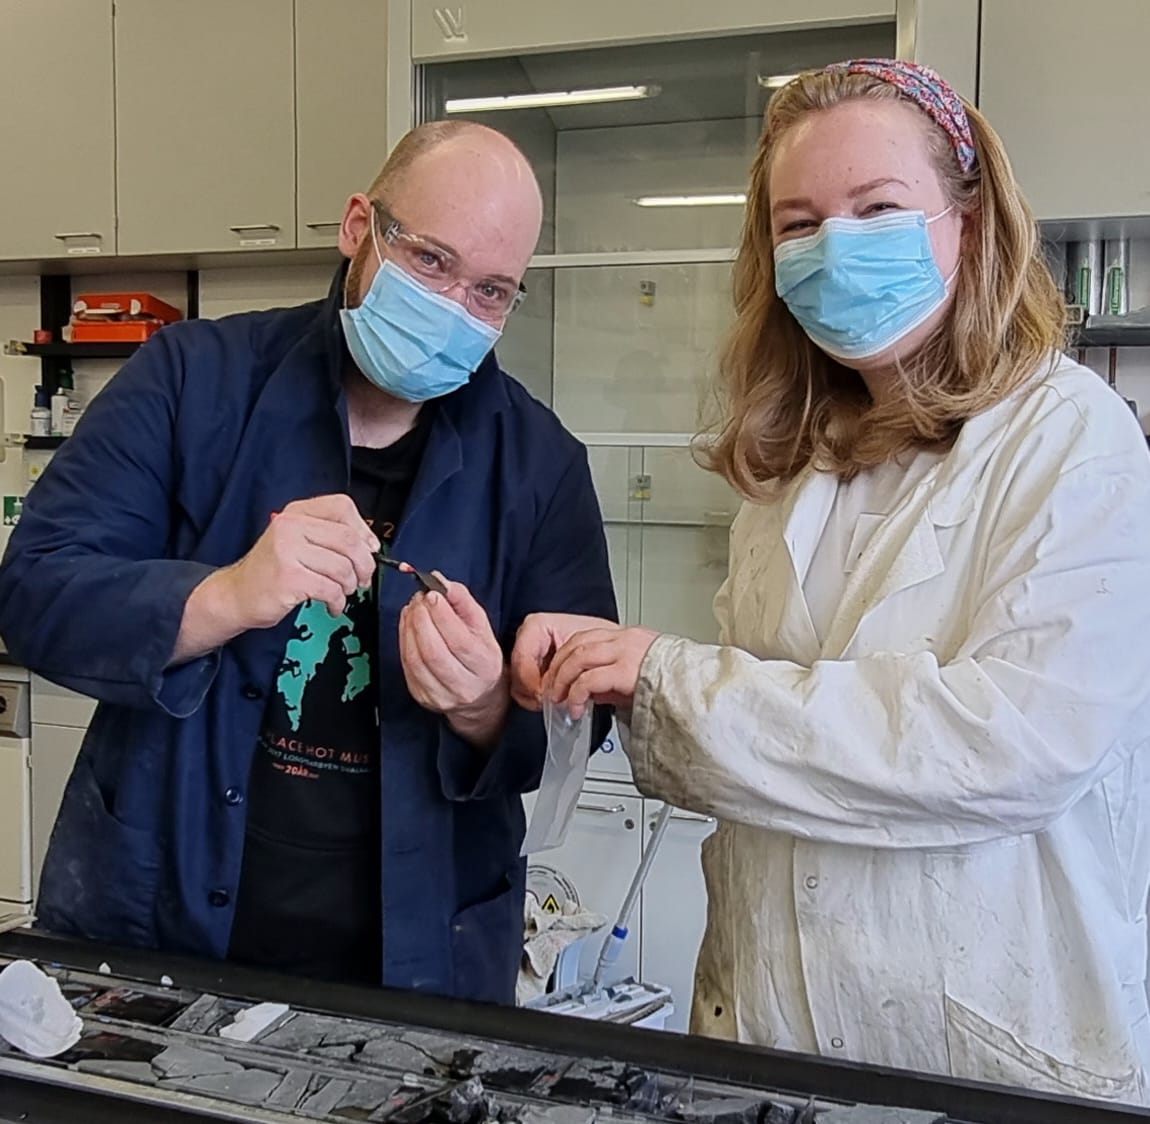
[511,60,1150,1101]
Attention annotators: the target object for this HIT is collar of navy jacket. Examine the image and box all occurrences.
[11,261,616,1004]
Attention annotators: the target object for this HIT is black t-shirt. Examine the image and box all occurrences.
[229,412,433,984]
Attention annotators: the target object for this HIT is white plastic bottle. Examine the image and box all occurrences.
[29,385,50,436]
[61,400,84,437]
[50,387,68,436]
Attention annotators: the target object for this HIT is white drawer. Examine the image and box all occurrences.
[31,675,98,729]
[588,719,633,782]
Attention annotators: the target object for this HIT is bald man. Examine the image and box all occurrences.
[0,122,616,1002]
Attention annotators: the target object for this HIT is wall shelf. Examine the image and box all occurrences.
[2,272,199,400]
[5,340,141,360]
[1073,326,1150,349]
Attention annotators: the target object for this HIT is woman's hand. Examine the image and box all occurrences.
[543,626,661,720]
[510,613,620,710]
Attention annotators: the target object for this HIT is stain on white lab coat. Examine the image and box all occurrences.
[628,353,1150,1103]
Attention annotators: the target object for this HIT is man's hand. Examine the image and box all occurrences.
[221,495,379,626]
[543,626,660,720]
[399,576,509,749]
[171,495,378,665]
[510,613,621,710]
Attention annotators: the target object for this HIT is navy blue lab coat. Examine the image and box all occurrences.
[0,268,617,1003]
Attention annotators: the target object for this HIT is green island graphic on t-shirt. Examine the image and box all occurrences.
[276,592,372,732]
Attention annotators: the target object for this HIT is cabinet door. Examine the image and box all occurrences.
[296,0,389,248]
[0,739,31,907]
[640,803,716,1032]
[412,0,894,60]
[898,0,979,103]
[980,0,1150,221]
[587,719,633,784]
[115,0,296,254]
[0,1,115,260]
[586,446,641,625]
[31,674,98,728]
[523,788,643,985]
[639,448,737,643]
[30,723,84,901]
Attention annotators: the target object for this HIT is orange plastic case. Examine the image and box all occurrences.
[70,320,167,342]
[72,291,182,324]
[71,291,182,340]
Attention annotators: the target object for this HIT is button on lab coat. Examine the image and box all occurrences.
[629,354,1150,1103]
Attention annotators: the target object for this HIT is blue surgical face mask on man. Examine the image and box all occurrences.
[773,208,957,362]
[340,214,502,402]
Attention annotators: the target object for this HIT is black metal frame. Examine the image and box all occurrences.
[2,931,1148,1124]
[0,1071,212,1124]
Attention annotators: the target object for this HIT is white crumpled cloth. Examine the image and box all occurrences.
[517,895,605,1005]
[0,960,83,1058]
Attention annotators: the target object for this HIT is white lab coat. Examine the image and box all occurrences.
[627,353,1150,1103]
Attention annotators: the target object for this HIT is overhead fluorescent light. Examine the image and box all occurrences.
[444,85,658,114]
[758,73,799,90]
[633,193,747,208]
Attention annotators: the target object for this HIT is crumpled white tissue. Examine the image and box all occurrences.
[0,960,83,1058]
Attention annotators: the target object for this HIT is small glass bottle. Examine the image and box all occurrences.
[29,385,51,437]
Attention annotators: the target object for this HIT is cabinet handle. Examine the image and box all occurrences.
[54,232,102,240]
[577,801,626,816]
[305,221,342,230]
[229,224,281,233]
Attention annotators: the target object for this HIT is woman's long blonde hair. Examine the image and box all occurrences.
[699,69,1066,495]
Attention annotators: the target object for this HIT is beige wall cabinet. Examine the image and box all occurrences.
[411,0,895,60]
[980,0,1150,222]
[897,0,979,103]
[0,0,116,261]
[296,0,390,249]
[114,0,297,255]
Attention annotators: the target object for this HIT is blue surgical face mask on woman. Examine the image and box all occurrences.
[773,207,958,362]
[340,213,501,403]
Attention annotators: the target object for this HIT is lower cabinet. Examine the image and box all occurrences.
[30,675,94,902]
[639,804,717,1033]
[0,735,31,912]
[29,722,85,901]
[523,782,714,1032]
[524,786,645,983]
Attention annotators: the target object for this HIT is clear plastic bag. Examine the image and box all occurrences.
[521,698,593,856]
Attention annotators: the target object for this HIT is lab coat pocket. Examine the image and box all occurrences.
[450,872,520,1005]
[690,829,739,1041]
[944,994,1142,1103]
[36,756,161,948]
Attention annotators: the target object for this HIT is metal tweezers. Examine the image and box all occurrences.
[376,554,447,596]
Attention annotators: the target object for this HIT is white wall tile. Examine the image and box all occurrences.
[197,263,336,320]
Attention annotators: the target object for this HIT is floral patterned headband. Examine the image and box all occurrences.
[824,58,977,174]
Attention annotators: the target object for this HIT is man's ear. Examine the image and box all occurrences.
[339,193,374,260]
